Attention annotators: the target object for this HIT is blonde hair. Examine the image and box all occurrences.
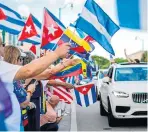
[4,45,21,64]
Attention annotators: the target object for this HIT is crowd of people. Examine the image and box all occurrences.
[0,37,80,131]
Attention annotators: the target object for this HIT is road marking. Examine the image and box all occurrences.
[70,90,77,131]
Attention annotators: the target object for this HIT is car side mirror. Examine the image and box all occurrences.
[102,77,110,84]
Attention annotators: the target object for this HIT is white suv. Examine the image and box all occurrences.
[99,63,148,127]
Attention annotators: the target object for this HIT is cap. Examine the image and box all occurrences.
[19,48,26,57]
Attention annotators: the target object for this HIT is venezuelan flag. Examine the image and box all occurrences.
[54,63,83,78]
[58,29,92,52]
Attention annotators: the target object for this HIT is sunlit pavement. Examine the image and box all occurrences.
[71,101,147,131]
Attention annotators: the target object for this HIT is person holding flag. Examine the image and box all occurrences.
[0,36,70,131]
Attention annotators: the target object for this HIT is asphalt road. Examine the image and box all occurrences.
[75,101,147,131]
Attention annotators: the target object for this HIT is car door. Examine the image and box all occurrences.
[101,67,113,110]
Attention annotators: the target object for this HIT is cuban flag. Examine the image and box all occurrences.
[0,3,41,44]
[0,3,24,35]
[74,83,97,107]
[18,14,41,45]
[76,0,120,55]
[116,0,147,30]
[41,7,66,49]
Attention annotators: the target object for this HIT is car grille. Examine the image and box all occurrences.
[132,93,148,103]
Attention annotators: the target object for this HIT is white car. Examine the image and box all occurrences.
[99,63,148,127]
[97,69,108,95]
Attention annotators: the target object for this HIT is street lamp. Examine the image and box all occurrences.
[135,36,144,51]
[59,2,73,20]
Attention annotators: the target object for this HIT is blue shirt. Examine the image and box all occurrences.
[13,81,27,104]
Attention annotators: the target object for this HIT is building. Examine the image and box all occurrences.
[128,50,145,60]
[0,30,23,46]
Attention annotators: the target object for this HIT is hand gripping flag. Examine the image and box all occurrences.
[0,3,41,44]
[41,7,65,48]
[74,83,97,107]
[116,0,147,30]
[18,14,41,45]
[69,23,95,52]
[53,63,83,78]
[76,0,120,55]
[58,29,92,53]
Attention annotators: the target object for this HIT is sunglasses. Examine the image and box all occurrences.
[17,56,24,62]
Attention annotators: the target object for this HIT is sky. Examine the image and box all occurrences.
[1,0,148,59]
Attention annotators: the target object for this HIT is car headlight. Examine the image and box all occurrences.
[112,91,129,98]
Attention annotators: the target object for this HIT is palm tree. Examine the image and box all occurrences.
[141,51,148,62]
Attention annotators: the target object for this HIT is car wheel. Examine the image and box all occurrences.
[108,99,118,127]
[100,96,107,116]
[96,87,100,101]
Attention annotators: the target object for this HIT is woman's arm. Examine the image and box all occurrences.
[14,44,70,81]
[47,80,75,89]
[34,59,80,80]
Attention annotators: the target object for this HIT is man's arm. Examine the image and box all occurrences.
[124,49,133,63]
[14,44,70,81]
[47,80,75,89]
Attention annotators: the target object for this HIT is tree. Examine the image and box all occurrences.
[114,58,128,63]
[141,51,148,62]
[91,55,110,69]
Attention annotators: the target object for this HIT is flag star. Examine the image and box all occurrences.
[82,87,87,92]
[48,24,58,36]
[25,25,32,34]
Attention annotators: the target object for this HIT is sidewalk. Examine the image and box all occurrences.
[58,103,71,131]
[58,90,77,131]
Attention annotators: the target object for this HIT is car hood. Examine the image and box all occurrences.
[111,81,147,93]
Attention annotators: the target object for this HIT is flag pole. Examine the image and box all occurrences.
[67,27,76,59]
[40,7,45,57]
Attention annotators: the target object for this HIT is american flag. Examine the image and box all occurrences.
[46,79,73,104]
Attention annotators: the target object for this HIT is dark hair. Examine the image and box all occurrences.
[134,59,140,63]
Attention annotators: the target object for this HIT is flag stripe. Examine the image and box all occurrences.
[6,16,24,26]
[87,89,93,105]
[0,24,20,34]
[76,17,115,55]
[32,14,42,29]
[85,0,119,36]
[140,0,147,30]
[84,94,89,107]
[54,86,73,100]
[74,89,82,106]
[46,9,66,30]
[53,88,73,103]
[0,3,22,19]
[82,7,111,41]
[79,91,86,107]
[91,86,97,103]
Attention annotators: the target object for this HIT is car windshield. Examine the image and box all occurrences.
[115,67,148,81]
[99,71,108,79]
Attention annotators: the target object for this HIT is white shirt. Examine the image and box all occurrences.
[0,61,22,131]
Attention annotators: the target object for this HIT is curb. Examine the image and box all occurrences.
[70,90,77,131]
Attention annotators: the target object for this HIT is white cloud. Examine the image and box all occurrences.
[18,4,30,17]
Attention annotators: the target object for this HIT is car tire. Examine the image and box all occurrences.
[100,96,107,116]
[96,87,100,101]
[108,99,118,127]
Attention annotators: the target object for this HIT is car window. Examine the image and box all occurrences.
[115,67,148,81]
[99,71,108,79]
